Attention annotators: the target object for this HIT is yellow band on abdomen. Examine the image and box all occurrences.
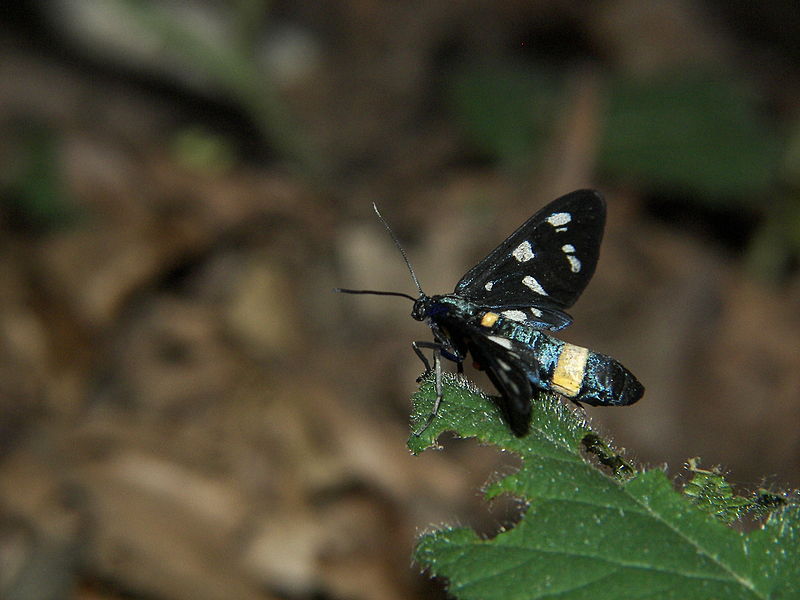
[551,343,589,397]
[480,312,499,327]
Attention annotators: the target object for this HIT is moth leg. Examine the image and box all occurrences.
[413,347,443,437]
[411,340,460,381]
[411,340,461,436]
[411,340,434,376]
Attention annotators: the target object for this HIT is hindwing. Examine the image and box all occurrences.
[459,324,543,437]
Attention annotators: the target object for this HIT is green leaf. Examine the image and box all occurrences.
[119,0,323,179]
[171,126,237,174]
[682,458,788,524]
[599,72,782,200]
[3,122,79,231]
[409,375,800,600]
[743,194,800,284]
[446,63,562,168]
[447,64,783,200]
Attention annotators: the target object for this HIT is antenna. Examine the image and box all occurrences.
[333,288,416,301]
[333,203,425,301]
[372,202,424,296]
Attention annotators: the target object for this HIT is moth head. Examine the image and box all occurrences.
[411,295,431,321]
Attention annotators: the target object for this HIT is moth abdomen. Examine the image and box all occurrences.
[475,312,642,409]
[565,346,644,407]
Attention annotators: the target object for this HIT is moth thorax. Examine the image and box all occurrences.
[480,312,499,327]
[551,343,589,397]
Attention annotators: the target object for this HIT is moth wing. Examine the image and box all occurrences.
[455,189,605,314]
[464,327,542,437]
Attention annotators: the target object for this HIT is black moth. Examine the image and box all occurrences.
[337,190,644,437]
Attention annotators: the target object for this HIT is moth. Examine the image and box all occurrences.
[336,189,644,436]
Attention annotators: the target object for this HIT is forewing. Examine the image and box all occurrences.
[454,189,606,316]
[465,327,541,437]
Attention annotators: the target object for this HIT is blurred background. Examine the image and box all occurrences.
[0,1,799,599]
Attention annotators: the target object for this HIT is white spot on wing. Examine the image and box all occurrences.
[502,310,527,322]
[505,379,519,395]
[512,240,534,263]
[530,308,543,318]
[561,244,581,272]
[488,336,513,349]
[566,256,581,273]
[495,358,512,372]
[522,275,548,296]
[484,281,494,291]
[546,212,572,227]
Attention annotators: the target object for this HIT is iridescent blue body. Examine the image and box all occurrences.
[413,294,643,414]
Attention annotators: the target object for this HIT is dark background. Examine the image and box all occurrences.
[1,2,799,599]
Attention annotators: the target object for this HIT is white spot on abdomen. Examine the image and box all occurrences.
[512,240,534,263]
[484,281,494,291]
[546,212,572,227]
[522,275,548,295]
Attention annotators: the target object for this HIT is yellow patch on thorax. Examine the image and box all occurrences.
[480,312,499,328]
[551,343,589,397]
